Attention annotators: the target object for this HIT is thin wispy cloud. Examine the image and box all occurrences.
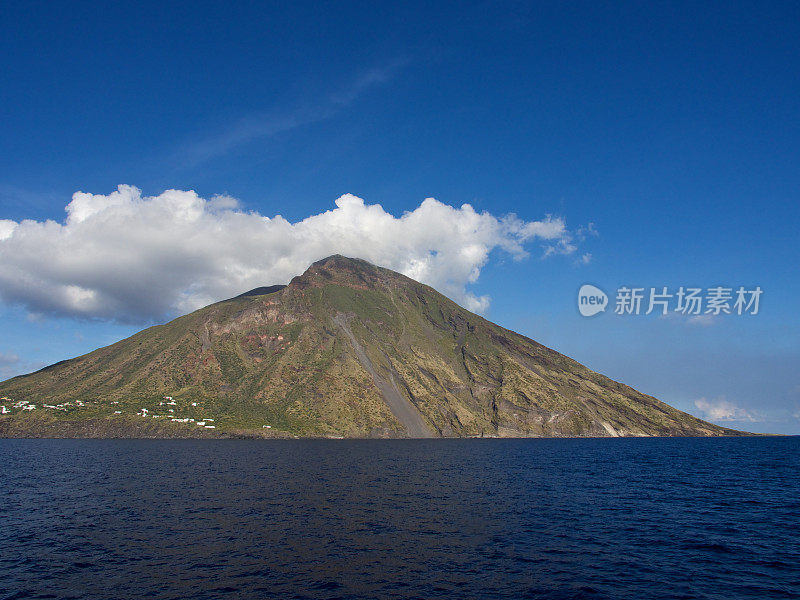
[0,185,61,213]
[0,351,45,380]
[179,60,407,166]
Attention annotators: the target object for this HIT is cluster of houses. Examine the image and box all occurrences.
[1,393,229,431]
[2,397,37,412]
[134,396,217,428]
[0,396,111,415]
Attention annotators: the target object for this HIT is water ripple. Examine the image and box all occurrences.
[1,437,798,600]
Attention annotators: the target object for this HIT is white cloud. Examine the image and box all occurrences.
[687,314,716,327]
[0,220,17,241]
[658,312,716,327]
[0,185,581,322]
[543,237,577,257]
[694,396,756,422]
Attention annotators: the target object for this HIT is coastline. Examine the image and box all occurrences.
[0,415,763,440]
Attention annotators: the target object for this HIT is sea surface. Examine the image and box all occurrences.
[1,437,798,600]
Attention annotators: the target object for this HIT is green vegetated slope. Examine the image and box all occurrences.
[0,255,746,438]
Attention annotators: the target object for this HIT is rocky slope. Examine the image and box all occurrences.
[0,255,746,438]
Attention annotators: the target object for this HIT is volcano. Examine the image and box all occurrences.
[0,255,745,438]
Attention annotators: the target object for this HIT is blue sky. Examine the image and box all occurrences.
[1,1,798,432]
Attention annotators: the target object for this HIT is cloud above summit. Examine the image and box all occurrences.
[0,185,579,321]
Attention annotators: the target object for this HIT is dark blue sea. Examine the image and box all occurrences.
[1,437,798,600]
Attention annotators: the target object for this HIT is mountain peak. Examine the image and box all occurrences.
[309,254,375,271]
[289,255,406,291]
